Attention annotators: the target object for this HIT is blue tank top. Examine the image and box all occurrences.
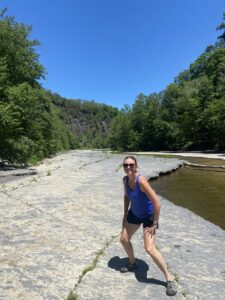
[126,174,154,218]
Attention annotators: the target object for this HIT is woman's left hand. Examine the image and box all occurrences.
[144,225,157,237]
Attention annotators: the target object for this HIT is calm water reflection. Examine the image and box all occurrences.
[150,156,225,231]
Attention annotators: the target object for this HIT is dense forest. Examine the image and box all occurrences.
[0,9,77,164]
[0,9,225,164]
[0,9,118,164]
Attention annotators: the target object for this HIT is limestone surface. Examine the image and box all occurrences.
[0,150,224,299]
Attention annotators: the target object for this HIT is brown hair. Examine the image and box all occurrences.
[123,155,138,167]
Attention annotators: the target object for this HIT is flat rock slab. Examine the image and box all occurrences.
[0,150,224,300]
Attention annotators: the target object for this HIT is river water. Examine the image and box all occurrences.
[150,156,225,231]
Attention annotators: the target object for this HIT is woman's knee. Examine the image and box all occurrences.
[120,232,130,245]
[145,245,155,256]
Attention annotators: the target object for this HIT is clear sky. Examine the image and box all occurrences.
[1,0,225,108]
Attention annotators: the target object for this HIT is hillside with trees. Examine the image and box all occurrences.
[108,13,225,152]
[0,9,80,164]
[1,9,225,164]
[0,9,117,164]
[49,92,118,149]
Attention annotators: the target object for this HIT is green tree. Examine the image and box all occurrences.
[217,12,225,45]
[0,10,76,163]
[0,8,45,88]
[108,109,132,151]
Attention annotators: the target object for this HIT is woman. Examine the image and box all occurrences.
[120,155,177,296]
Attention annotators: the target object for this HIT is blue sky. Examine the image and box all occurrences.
[1,0,225,108]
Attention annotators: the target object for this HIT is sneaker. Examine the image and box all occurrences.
[166,280,177,296]
[120,261,137,273]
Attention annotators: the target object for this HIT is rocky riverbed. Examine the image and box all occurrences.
[0,150,225,300]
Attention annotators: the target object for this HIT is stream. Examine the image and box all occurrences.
[150,156,225,230]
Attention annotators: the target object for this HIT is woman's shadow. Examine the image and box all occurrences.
[108,256,166,287]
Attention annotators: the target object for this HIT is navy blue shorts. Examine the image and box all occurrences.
[127,209,154,228]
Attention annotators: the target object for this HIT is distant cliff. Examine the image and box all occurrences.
[49,92,119,148]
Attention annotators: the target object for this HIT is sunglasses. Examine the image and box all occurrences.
[123,163,135,168]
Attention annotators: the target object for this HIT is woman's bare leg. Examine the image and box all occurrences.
[120,222,140,263]
[143,229,174,281]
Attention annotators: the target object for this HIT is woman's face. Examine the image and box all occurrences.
[123,158,136,175]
